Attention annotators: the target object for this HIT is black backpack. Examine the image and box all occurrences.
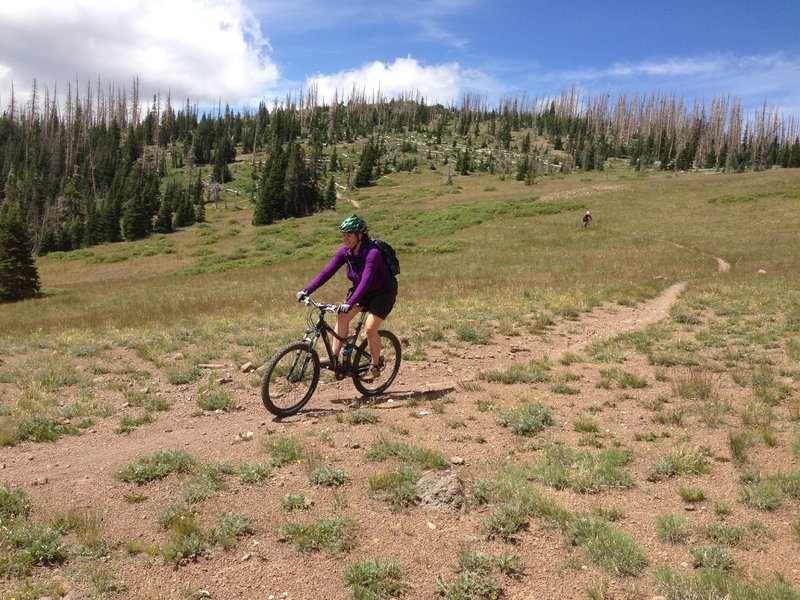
[371,238,401,276]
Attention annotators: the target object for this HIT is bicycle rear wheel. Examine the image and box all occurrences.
[261,342,320,417]
[352,330,401,396]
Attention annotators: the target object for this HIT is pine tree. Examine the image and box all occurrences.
[329,147,339,172]
[324,176,336,210]
[100,197,122,243]
[253,143,286,225]
[122,193,150,241]
[172,188,195,229]
[153,193,174,233]
[354,137,381,187]
[0,200,41,302]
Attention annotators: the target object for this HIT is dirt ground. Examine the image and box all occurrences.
[2,268,799,599]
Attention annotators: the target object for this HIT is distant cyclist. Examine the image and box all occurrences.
[582,210,592,228]
[296,215,398,380]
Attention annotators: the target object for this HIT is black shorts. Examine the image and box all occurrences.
[352,277,398,320]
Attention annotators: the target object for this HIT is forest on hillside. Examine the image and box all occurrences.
[1,79,799,258]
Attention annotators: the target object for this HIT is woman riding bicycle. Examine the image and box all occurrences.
[296,215,398,380]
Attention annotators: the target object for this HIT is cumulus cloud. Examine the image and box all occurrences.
[0,0,279,109]
[306,57,469,105]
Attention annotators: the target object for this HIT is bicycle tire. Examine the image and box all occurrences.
[261,342,320,417]
[352,330,401,396]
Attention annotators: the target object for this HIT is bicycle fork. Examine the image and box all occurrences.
[287,328,321,383]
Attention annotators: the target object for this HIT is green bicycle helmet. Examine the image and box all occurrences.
[339,215,367,233]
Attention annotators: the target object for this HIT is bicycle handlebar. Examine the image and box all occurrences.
[302,296,339,313]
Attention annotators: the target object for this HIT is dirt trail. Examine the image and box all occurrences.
[0,281,691,487]
[656,238,731,275]
[335,189,360,208]
[386,281,689,400]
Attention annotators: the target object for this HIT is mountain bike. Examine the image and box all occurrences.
[261,295,402,417]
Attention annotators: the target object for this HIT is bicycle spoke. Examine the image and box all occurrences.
[262,343,319,417]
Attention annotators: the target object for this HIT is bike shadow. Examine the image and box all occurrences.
[268,386,456,422]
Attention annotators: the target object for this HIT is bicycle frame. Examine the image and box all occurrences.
[301,297,367,380]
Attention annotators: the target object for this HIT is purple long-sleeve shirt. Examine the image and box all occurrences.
[304,241,391,306]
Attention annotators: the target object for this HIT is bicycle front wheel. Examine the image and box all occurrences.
[261,342,320,417]
[352,330,401,396]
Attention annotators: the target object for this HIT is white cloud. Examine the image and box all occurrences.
[0,0,279,110]
[306,57,467,105]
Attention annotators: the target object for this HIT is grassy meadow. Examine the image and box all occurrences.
[1,159,800,599]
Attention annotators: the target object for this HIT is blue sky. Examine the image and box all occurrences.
[1,0,798,120]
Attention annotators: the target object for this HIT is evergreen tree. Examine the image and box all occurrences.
[516,154,529,181]
[354,137,381,187]
[329,147,339,172]
[172,187,195,228]
[153,193,174,233]
[194,196,206,223]
[100,197,122,243]
[520,132,531,153]
[253,143,286,225]
[211,143,233,183]
[38,226,57,256]
[84,201,102,247]
[122,193,150,241]
[0,200,41,302]
[324,176,336,210]
[284,142,315,217]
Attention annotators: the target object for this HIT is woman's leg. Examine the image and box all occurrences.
[364,313,385,367]
[332,306,363,356]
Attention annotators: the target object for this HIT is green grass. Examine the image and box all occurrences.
[367,465,420,511]
[365,436,449,470]
[573,415,599,433]
[654,565,800,600]
[197,391,236,412]
[480,359,550,384]
[265,436,304,467]
[656,513,690,543]
[792,432,800,458]
[729,430,753,463]
[238,462,272,485]
[309,465,349,487]
[160,506,206,564]
[529,446,634,493]
[792,519,800,543]
[51,506,105,549]
[435,551,508,600]
[496,401,553,437]
[678,485,706,503]
[672,368,717,400]
[566,514,647,577]
[2,522,69,572]
[280,494,310,512]
[211,511,256,549]
[651,446,711,480]
[343,559,408,600]
[116,449,197,484]
[116,413,155,434]
[551,381,580,395]
[277,517,356,554]
[691,545,735,570]
[0,485,32,520]
[349,408,379,424]
[183,462,235,504]
[705,523,744,547]
[740,479,785,510]
[598,367,648,389]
